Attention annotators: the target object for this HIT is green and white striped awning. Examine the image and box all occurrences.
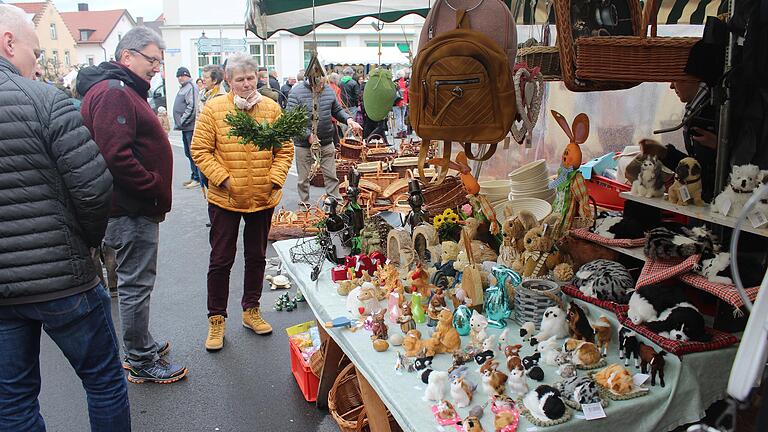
[246,0,727,40]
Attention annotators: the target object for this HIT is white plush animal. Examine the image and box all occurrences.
[482,335,497,353]
[531,307,569,345]
[631,155,665,198]
[712,164,761,216]
[593,215,622,239]
[520,321,536,341]
[425,371,449,401]
[536,336,562,366]
[507,367,529,397]
[345,282,380,317]
[696,252,733,285]
[450,377,475,408]
[755,170,768,217]
[470,310,489,347]
[498,328,511,351]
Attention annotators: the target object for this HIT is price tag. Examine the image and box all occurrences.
[582,403,607,420]
[526,427,539,432]
[679,185,691,202]
[355,259,362,271]
[633,373,650,387]
[748,211,768,228]
[719,198,732,216]
[385,259,391,265]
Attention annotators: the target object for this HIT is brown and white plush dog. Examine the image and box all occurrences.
[668,157,704,206]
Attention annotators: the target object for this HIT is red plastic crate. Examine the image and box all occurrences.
[586,175,630,211]
[289,338,320,402]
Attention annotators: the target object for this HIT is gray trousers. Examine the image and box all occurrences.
[104,216,162,367]
[295,144,340,204]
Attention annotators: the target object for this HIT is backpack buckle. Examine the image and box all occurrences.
[451,87,464,98]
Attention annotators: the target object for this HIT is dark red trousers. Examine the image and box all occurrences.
[207,204,274,317]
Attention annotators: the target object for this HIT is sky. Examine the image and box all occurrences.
[14,0,163,21]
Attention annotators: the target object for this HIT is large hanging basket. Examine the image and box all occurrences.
[513,279,562,328]
[422,176,469,217]
[554,0,643,92]
[340,129,364,160]
[575,0,698,83]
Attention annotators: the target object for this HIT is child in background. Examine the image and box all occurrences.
[157,106,171,133]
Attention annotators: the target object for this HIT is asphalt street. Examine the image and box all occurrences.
[37,131,340,431]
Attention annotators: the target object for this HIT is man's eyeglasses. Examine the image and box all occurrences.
[129,49,164,67]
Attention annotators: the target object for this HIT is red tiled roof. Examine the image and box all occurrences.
[60,9,133,44]
[10,2,47,23]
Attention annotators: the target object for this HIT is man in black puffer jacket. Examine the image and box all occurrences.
[287,76,362,203]
[0,5,129,431]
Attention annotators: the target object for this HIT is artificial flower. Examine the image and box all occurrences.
[461,203,473,216]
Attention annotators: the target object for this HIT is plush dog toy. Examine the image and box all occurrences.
[712,164,762,216]
[668,157,705,206]
[631,154,665,198]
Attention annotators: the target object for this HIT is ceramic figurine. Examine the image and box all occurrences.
[432,308,461,354]
[469,310,489,348]
[426,288,446,327]
[404,179,429,234]
[387,292,402,324]
[395,351,416,373]
[397,306,416,334]
[403,330,424,357]
[370,309,388,341]
[452,305,473,336]
[343,169,365,253]
[411,292,426,324]
[409,263,434,299]
[483,266,521,328]
[323,196,352,263]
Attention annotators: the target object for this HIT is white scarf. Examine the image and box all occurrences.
[233,89,262,110]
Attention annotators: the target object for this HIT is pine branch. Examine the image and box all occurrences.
[225,105,308,151]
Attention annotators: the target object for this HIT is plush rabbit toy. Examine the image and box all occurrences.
[548,111,594,233]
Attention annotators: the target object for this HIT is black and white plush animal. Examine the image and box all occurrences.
[618,326,640,368]
[592,211,623,239]
[609,201,663,239]
[712,164,762,216]
[574,259,635,303]
[628,285,689,325]
[523,385,567,422]
[520,321,536,341]
[414,355,434,371]
[631,154,665,198]
[474,350,495,365]
[644,225,717,260]
[645,303,710,342]
[531,307,569,346]
[695,251,733,285]
[557,375,601,405]
[522,353,544,381]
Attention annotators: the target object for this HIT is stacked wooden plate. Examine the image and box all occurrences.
[507,160,554,202]
[493,198,553,222]
[479,180,512,203]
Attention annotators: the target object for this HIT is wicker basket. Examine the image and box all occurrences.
[340,129,364,160]
[575,0,698,83]
[329,363,366,432]
[516,45,562,81]
[391,157,419,177]
[554,0,643,92]
[362,167,400,190]
[309,346,325,378]
[364,134,389,148]
[422,176,469,217]
[512,279,562,328]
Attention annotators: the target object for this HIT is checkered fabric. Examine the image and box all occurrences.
[678,273,760,309]
[636,255,701,287]
[615,312,739,356]
[562,284,629,314]
[571,228,646,248]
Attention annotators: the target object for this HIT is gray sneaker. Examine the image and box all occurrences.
[127,359,188,384]
[122,341,171,370]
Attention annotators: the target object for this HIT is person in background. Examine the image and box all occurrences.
[638,41,725,202]
[328,72,342,101]
[200,64,227,109]
[297,68,305,83]
[256,67,269,88]
[196,77,203,89]
[340,66,360,118]
[287,70,363,204]
[0,5,129,430]
[393,69,409,139]
[173,66,200,188]
[328,72,344,144]
[268,69,280,91]
[191,53,294,351]
[77,26,188,385]
[279,75,296,109]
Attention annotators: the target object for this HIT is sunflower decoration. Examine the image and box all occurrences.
[436,208,462,242]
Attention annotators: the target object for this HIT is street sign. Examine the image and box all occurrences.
[197,38,247,54]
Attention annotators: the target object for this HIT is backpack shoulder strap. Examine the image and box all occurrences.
[463,143,497,161]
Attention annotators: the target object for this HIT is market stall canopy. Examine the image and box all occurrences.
[246,0,728,39]
[317,46,409,65]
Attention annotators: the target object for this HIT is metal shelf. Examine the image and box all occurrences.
[619,192,768,238]
[603,244,647,261]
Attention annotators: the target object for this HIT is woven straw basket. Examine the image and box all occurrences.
[513,279,562,328]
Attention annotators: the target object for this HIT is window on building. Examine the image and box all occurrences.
[52,50,58,66]
[365,41,411,54]
[80,29,92,41]
[87,56,94,66]
[39,50,45,62]
[64,51,70,67]
[248,43,276,68]
[197,53,221,78]
[50,23,57,40]
[303,41,340,67]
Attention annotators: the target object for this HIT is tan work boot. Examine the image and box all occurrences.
[205,315,226,351]
[242,307,272,335]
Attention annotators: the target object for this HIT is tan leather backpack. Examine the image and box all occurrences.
[411,7,517,183]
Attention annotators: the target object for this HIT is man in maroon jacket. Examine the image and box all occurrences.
[78,27,188,384]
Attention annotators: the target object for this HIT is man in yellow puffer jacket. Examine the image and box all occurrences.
[191,53,294,352]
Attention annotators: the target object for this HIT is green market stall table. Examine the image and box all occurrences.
[274,239,739,432]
